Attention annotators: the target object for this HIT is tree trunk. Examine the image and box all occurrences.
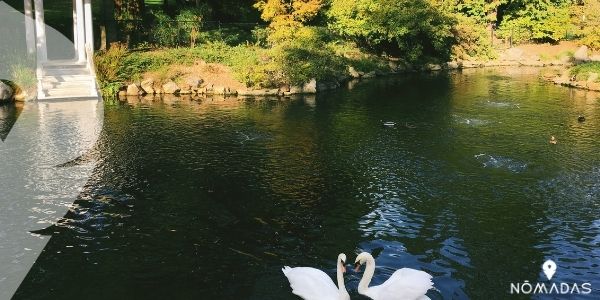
[113,0,145,48]
[99,25,107,50]
[99,0,118,47]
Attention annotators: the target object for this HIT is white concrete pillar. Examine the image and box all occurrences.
[75,0,86,62]
[24,0,35,55]
[33,0,47,62]
[83,0,94,52]
[73,0,79,60]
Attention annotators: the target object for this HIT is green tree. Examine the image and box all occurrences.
[114,0,146,46]
[571,0,600,50]
[254,0,324,43]
[450,0,507,26]
[440,0,499,59]
[498,0,571,43]
[327,0,456,62]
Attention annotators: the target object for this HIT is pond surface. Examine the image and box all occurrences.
[14,68,600,299]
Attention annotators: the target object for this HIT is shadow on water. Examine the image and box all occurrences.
[13,68,600,299]
[0,101,23,141]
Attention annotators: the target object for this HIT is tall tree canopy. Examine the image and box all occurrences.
[497,0,572,42]
[254,0,324,43]
[327,0,456,62]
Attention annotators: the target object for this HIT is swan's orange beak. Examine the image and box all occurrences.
[341,264,346,273]
[354,262,362,272]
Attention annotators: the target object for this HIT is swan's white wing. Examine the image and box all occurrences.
[282,266,339,300]
[365,268,433,300]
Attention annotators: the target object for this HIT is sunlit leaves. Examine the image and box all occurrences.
[254,0,324,44]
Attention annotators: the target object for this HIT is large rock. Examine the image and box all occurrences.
[0,81,14,101]
[126,83,145,96]
[446,61,461,69]
[162,81,180,94]
[574,45,590,62]
[14,90,32,102]
[179,77,203,94]
[186,77,203,92]
[141,79,155,95]
[348,66,361,78]
[302,78,317,93]
[425,64,442,71]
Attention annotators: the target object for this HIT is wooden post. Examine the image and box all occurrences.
[75,0,86,62]
[73,0,79,60]
[84,0,94,50]
[99,26,107,51]
[33,0,47,62]
[24,0,35,55]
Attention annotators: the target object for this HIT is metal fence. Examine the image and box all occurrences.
[111,19,266,47]
[492,26,579,49]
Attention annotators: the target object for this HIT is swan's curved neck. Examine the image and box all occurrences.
[358,255,375,294]
[337,260,346,293]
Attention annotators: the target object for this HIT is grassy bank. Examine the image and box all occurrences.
[95,33,393,96]
[569,62,600,81]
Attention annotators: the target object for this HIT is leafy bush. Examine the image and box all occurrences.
[176,8,207,47]
[267,27,346,86]
[150,10,178,47]
[196,27,254,45]
[581,28,600,51]
[95,43,128,84]
[497,1,571,43]
[327,0,456,63]
[572,1,600,51]
[254,0,324,45]
[251,27,269,46]
[451,15,496,60]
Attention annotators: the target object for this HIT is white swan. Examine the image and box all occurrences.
[354,252,433,300]
[282,253,350,300]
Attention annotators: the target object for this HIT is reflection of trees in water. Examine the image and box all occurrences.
[444,68,600,298]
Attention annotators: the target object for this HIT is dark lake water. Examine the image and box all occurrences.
[13,68,600,299]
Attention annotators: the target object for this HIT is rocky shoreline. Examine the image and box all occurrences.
[544,72,600,92]
[0,81,14,103]
[116,45,600,100]
[115,59,574,101]
[542,45,600,92]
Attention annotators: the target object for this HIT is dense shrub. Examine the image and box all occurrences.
[150,10,179,47]
[176,8,208,47]
[571,0,600,50]
[196,27,254,45]
[581,28,600,51]
[496,0,571,43]
[95,43,128,84]
[327,0,456,63]
[451,15,496,60]
[150,8,209,47]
